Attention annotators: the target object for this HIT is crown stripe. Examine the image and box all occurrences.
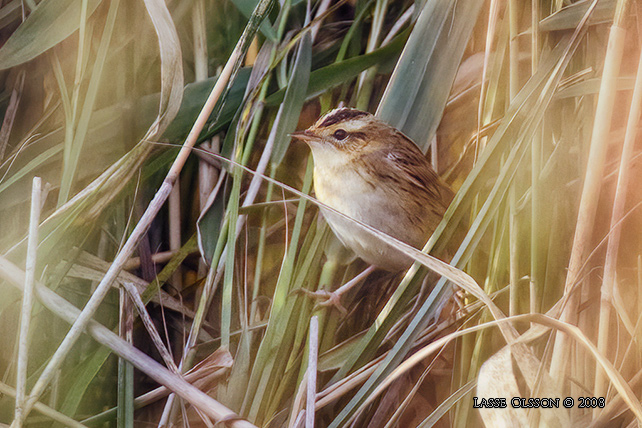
[318,109,369,128]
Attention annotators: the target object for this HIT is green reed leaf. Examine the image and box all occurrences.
[377,0,483,150]
[0,0,103,70]
[271,32,311,166]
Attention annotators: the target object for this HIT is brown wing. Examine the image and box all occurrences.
[379,131,453,210]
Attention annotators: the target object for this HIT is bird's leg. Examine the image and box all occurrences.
[437,286,468,324]
[299,265,376,314]
[453,288,469,317]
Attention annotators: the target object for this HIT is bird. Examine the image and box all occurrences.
[291,107,454,309]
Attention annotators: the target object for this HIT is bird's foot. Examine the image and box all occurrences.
[293,266,376,315]
[455,290,468,313]
[295,288,348,315]
[450,289,469,320]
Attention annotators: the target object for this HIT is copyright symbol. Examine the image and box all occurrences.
[563,397,574,408]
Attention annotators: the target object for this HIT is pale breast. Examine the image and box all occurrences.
[313,166,424,271]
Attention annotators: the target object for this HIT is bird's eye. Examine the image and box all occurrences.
[333,129,348,140]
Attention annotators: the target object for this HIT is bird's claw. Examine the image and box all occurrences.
[295,288,348,315]
[436,289,469,324]
[452,289,468,319]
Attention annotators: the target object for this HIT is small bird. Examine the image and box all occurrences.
[292,107,454,272]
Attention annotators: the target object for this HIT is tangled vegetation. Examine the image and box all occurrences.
[1,0,642,426]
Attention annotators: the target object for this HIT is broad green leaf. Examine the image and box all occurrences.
[0,0,103,70]
[56,347,112,423]
[196,178,227,264]
[377,0,484,149]
[162,67,252,141]
[264,32,406,106]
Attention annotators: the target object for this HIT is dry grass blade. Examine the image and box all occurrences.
[306,316,319,428]
[594,29,642,399]
[0,381,87,428]
[81,350,234,425]
[549,0,629,385]
[141,0,184,137]
[532,315,642,421]
[4,0,642,425]
[12,177,43,427]
[363,314,642,422]
[417,381,476,428]
[121,281,179,372]
[0,256,256,428]
[17,0,270,415]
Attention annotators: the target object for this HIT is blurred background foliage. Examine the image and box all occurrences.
[1,0,642,426]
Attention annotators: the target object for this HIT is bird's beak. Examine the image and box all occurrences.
[290,130,317,143]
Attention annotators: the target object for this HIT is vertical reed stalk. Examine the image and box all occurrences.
[549,0,631,386]
[530,0,541,317]
[306,316,319,428]
[116,289,134,427]
[168,184,182,287]
[508,0,519,316]
[12,177,42,428]
[194,0,217,280]
[356,0,389,109]
[594,38,642,404]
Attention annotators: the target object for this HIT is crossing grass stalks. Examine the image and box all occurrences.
[1,0,642,426]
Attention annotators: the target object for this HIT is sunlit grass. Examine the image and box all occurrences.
[1,0,641,427]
